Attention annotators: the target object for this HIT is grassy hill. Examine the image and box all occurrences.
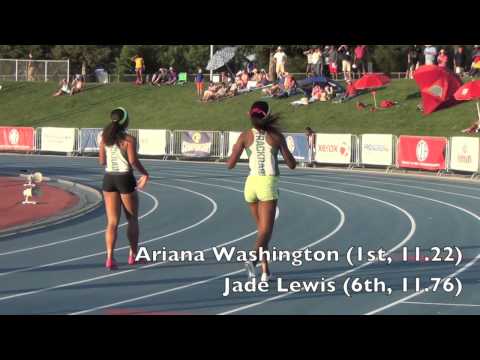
[0,80,478,137]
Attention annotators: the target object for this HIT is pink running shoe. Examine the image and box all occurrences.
[106,258,118,271]
[128,255,136,266]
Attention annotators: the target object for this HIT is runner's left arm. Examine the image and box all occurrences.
[279,134,297,170]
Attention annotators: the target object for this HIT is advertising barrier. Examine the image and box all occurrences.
[40,127,76,153]
[280,133,311,162]
[314,134,353,165]
[227,132,248,160]
[449,137,480,173]
[0,127,35,151]
[360,134,395,167]
[79,128,102,153]
[181,131,213,158]
[396,136,448,171]
[138,129,168,156]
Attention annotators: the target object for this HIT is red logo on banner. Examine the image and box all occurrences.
[0,127,35,151]
[397,136,447,171]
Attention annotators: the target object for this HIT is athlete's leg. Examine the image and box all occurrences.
[249,202,260,227]
[120,191,140,258]
[254,200,277,276]
[104,191,121,260]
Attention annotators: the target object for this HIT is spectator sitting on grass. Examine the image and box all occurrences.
[263,72,287,97]
[240,70,249,88]
[227,83,238,97]
[275,74,297,98]
[215,84,227,99]
[462,120,480,134]
[70,75,85,96]
[202,83,218,102]
[53,79,71,97]
[309,83,322,103]
[340,79,358,102]
[220,72,228,85]
[259,69,271,86]
[151,68,163,86]
[165,67,178,85]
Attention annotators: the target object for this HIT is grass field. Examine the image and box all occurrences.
[0,80,478,137]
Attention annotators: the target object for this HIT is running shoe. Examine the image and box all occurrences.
[128,255,136,265]
[261,273,274,283]
[105,258,118,271]
[244,261,257,279]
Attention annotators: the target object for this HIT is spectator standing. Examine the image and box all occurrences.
[328,46,339,80]
[274,47,288,78]
[437,49,449,68]
[305,127,316,166]
[338,45,353,81]
[407,45,421,79]
[424,45,437,66]
[470,45,480,77]
[195,68,205,97]
[312,47,323,77]
[454,46,466,77]
[354,45,367,75]
[27,53,36,81]
[131,54,145,85]
[304,48,314,75]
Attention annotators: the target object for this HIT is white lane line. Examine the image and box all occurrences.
[403,301,480,308]
[302,175,480,200]
[56,175,97,182]
[213,178,416,315]
[0,189,159,257]
[0,182,218,301]
[70,179,345,315]
[282,178,480,316]
[162,165,480,194]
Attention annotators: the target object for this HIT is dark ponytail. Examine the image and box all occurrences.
[249,101,281,134]
[102,108,129,146]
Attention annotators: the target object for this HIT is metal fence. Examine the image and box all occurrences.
[0,59,70,82]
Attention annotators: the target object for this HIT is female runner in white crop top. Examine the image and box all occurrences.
[99,108,149,271]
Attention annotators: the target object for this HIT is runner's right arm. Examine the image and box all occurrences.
[126,136,150,188]
[98,141,106,166]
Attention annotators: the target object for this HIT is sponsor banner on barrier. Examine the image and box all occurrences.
[228,132,248,160]
[181,131,213,157]
[314,134,352,164]
[279,133,310,162]
[41,127,76,153]
[450,137,480,173]
[361,134,394,166]
[139,130,167,156]
[80,128,102,153]
[0,127,35,151]
[397,136,447,171]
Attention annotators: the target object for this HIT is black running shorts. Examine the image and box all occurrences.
[103,172,137,194]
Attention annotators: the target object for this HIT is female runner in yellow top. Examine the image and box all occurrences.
[228,101,296,282]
